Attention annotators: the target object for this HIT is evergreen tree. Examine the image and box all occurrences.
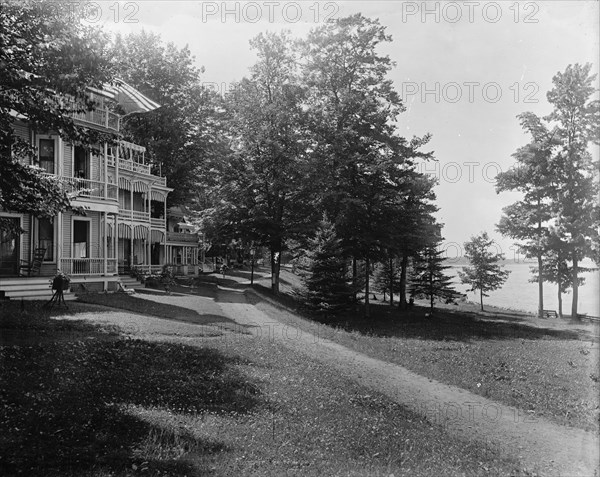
[300,217,353,315]
[373,259,401,305]
[409,242,458,313]
[302,14,434,317]
[459,232,511,311]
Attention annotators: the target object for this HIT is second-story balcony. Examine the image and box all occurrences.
[71,104,120,132]
[119,209,150,222]
[46,175,118,202]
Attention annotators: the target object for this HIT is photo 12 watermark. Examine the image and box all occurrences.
[402,81,540,104]
[440,240,535,264]
[31,1,141,24]
[200,1,340,23]
[400,1,540,24]
[417,160,503,184]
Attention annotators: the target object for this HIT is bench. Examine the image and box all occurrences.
[543,310,558,319]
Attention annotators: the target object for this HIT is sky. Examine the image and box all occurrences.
[96,0,600,261]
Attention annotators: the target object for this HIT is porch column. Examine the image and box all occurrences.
[103,143,108,200]
[57,211,63,272]
[103,212,108,278]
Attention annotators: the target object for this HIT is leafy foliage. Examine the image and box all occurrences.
[497,63,600,319]
[459,232,510,311]
[0,1,115,232]
[111,30,227,207]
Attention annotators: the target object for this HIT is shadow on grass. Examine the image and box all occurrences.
[249,285,588,342]
[76,292,235,325]
[334,304,587,342]
[0,314,261,476]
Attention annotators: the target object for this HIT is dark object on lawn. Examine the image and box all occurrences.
[543,310,558,319]
[45,271,70,310]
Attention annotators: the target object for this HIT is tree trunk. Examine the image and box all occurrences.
[480,289,484,311]
[364,256,370,318]
[429,269,434,313]
[399,254,408,309]
[270,245,281,294]
[558,283,563,319]
[352,256,358,304]
[571,253,579,320]
[389,257,394,306]
[537,254,544,318]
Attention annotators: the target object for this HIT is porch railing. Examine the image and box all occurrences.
[119,209,150,222]
[150,217,165,228]
[71,106,120,132]
[118,157,151,175]
[53,176,118,202]
[60,258,118,276]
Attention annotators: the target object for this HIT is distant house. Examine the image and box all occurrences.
[0,81,191,296]
[165,205,202,276]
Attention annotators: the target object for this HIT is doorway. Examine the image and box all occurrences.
[0,218,20,276]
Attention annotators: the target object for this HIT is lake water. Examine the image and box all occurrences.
[446,262,599,316]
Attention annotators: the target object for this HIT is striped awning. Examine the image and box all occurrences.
[150,190,167,201]
[105,80,161,115]
[132,181,148,193]
[151,229,165,243]
[118,177,130,190]
[133,225,149,240]
[118,223,131,238]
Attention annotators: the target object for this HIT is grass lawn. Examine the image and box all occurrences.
[248,286,600,433]
[0,299,534,476]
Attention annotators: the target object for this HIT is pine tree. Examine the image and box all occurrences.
[301,217,353,315]
[373,259,401,305]
[459,232,511,311]
[409,244,457,314]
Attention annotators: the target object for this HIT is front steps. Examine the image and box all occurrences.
[117,275,144,291]
[0,277,74,301]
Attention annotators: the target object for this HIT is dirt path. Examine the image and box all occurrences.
[211,282,599,477]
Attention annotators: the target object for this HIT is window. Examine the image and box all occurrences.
[74,145,89,179]
[38,218,54,261]
[73,220,89,258]
[38,138,55,174]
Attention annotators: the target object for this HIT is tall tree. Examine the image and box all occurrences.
[217,31,316,293]
[111,31,225,206]
[302,14,433,316]
[409,236,458,314]
[459,232,511,311]
[1,1,114,233]
[496,136,555,318]
[543,64,600,320]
